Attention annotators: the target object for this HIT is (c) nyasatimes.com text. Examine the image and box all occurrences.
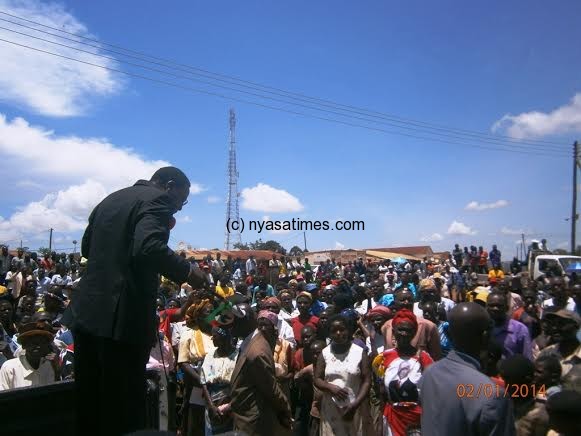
[225,218,365,234]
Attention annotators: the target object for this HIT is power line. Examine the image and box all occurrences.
[0,25,568,155]
[0,36,567,158]
[0,10,567,149]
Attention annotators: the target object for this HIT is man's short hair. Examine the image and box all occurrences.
[151,167,190,188]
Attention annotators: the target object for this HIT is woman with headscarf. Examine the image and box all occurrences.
[359,305,393,436]
[314,314,372,436]
[262,296,297,348]
[178,299,216,436]
[372,309,433,436]
[200,326,238,435]
[257,310,294,405]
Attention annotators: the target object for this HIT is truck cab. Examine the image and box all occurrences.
[529,254,581,280]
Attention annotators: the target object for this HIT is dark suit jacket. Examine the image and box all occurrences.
[71,180,190,346]
[230,331,291,436]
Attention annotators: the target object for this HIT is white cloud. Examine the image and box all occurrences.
[501,226,524,235]
[207,196,221,204]
[0,114,202,243]
[420,233,444,242]
[190,185,204,194]
[465,200,509,211]
[492,93,581,139]
[447,221,477,236]
[335,241,346,250]
[241,183,304,213]
[0,0,123,117]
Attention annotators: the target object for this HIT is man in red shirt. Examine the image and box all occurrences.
[479,246,489,274]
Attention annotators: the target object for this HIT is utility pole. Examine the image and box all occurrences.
[303,231,308,252]
[48,228,53,253]
[572,141,579,255]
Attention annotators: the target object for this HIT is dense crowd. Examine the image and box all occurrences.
[1,243,581,436]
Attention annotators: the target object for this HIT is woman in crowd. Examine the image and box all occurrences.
[290,292,319,343]
[178,299,216,436]
[372,309,433,436]
[257,310,294,403]
[316,308,332,344]
[279,290,297,321]
[200,326,238,435]
[314,314,372,436]
[359,305,393,435]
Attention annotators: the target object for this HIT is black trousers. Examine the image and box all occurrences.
[73,328,151,436]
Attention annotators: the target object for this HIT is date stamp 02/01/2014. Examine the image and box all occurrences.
[456,383,546,399]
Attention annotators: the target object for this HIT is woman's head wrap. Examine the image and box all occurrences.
[365,305,392,320]
[264,296,281,308]
[185,299,212,327]
[392,308,418,330]
[257,310,278,326]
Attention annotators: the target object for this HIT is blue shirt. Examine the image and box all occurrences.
[419,350,515,436]
[309,300,327,317]
[437,322,453,357]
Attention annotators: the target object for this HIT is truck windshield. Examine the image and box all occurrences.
[559,257,581,270]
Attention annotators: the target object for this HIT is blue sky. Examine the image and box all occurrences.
[0,0,580,257]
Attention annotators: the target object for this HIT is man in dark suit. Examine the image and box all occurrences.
[71,167,204,436]
[229,303,292,436]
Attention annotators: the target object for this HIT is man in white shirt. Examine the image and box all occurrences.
[212,253,225,275]
[246,255,257,275]
[542,279,576,314]
[35,268,52,295]
[384,265,398,283]
[0,321,56,390]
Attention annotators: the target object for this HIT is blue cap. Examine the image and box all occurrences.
[305,283,318,292]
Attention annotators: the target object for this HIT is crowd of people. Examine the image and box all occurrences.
[2,239,581,436]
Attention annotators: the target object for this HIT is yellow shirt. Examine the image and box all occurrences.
[215,285,234,299]
[488,269,505,281]
[177,328,215,364]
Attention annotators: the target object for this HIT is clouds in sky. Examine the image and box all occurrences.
[447,221,477,236]
[420,233,444,242]
[501,226,525,235]
[0,0,122,117]
[465,200,509,211]
[0,113,202,242]
[492,93,581,139]
[241,183,304,213]
[207,196,221,204]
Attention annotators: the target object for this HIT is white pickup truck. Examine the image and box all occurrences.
[528,253,581,280]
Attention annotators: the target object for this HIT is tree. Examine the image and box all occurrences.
[233,242,250,250]
[289,245,304,257]
[553,248,568,255]
[257,240,287,255]
[37,247,51,258]
[236,239,287,255]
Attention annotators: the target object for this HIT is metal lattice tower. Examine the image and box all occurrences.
[224,108,241,250]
